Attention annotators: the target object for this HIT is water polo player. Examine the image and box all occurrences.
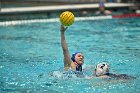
[60,25,84,72]
[95,2,112,15]
[94,62,136,80]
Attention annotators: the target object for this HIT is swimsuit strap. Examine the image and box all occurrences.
[76,64,82,72]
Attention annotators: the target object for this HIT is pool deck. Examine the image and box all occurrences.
[0,3,135,14]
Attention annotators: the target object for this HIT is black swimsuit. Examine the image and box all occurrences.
[76,64,82,72]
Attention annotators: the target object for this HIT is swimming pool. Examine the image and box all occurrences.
[0,17,140,93]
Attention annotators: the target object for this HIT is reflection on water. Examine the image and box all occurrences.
[0,18,140,93]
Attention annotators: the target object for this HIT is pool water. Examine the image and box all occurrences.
[0,17,140,93]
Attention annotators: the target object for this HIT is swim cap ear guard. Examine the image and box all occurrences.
[71,52,81,62]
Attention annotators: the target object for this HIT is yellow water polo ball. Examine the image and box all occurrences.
[60,11,75,26]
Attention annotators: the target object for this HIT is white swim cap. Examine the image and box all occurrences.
[95,62,110,76]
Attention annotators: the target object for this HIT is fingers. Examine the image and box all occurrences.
[60,25,68,32]
[60,25,64,31]
[61,24,63,28]
[64,27,68,31]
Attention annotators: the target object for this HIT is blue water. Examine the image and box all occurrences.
[0,18,140,93]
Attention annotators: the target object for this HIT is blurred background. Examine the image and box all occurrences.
[0,1,140,93]
[0,0,139,8]
[0,0,139,21]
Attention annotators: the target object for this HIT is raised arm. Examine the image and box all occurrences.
[60,25,72,70]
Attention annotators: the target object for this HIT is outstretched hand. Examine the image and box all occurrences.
[60,25,68,33]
